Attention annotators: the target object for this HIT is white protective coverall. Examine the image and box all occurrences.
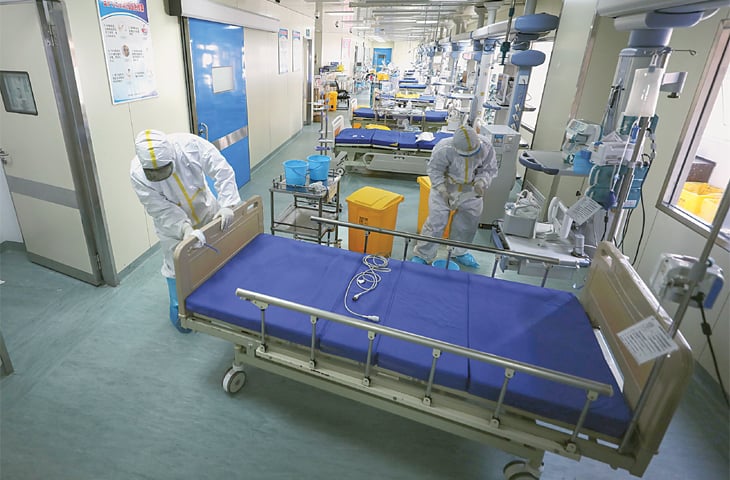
[130,130,241,278]
[413,128,498,263]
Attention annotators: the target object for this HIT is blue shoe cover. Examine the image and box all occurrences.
[410,256,429,265]
[453,253,480,268]
[167,278,192,334]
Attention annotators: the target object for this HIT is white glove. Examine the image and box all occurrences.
[474,178,488,197]
[214,207,234,230]
[182,223,206,248]
[435,183,450,205]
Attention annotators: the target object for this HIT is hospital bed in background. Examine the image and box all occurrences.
[332,115,452,175]
[352,107,447,132]
[174,198,694,480]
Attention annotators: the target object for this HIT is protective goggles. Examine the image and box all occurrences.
[456,144,481,157]
[143,161,174,182]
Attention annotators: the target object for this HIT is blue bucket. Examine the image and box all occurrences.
[283,160,308,186]
[307,154,331,182]
[433,259,460,271]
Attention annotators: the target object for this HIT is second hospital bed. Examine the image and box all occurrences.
[333,114,453,175]
[174,198,693,479]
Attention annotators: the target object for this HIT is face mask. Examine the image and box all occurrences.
[143,162,174,182]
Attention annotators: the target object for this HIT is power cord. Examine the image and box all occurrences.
[694,293,730,407]
[344,255,390,322]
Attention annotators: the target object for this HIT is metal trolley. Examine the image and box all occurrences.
[269,171,342,246]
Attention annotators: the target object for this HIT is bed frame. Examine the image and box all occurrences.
[174,197,693,479]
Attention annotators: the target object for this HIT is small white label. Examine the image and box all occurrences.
[618,316,678,365]
[567,196,602,226]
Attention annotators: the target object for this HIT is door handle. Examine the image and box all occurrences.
[198,122,209,141]
[0,148,10,166]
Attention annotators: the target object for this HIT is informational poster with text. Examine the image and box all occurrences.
[97,0,158,104]
[278,28,289,74]
[292,30,302,72]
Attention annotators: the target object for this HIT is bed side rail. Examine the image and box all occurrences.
[174,196,264,317]
[579,241,693,474]
[312,216,571,269]
[236,287,614,445]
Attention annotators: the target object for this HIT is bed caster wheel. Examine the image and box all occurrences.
[335,167,345,176]
[222,367,246,394]
[503,460,540,480]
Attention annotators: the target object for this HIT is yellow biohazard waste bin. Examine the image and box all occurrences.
[346,187,404,256]
[416,176,453,238]
[678,182,723,215]
[327,90,338,111]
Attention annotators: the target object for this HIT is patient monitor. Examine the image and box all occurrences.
[547,197,574,239]
[561,119,601,162]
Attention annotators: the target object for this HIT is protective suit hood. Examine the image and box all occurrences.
[135,129,178,179]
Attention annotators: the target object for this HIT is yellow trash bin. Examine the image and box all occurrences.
[416,176,454,238]
[678,182,723,215]
[346,187,404,256]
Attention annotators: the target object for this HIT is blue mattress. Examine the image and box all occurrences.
[186,234,631,438]
[353,108,376,119]
[418,132,453,151]
[425,110,448,122]
[335,128,375,146]
[398,132,419,150]
[400,83,427,90]
[371,130,400,148]
[418,95,436,104]
[401,77,418,83]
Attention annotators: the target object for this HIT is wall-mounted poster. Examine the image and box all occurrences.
[278,28,289,74]
[96,0,158,104]
[292,30,302,72]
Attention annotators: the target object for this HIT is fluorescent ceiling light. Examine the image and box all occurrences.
[415,20,438,24]
[325,11,355,15]
[350,26,373,30]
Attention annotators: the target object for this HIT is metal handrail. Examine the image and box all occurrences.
[236,288,614,397]
[311,216,565,266]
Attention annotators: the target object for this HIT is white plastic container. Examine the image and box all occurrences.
[625,67,665,117]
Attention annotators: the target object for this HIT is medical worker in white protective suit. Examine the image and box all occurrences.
[130,129,241,333]
[411,125,497,268]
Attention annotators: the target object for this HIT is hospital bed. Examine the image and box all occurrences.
[333,119,452,175]
[352,107,447,132]
[174,198,693,479]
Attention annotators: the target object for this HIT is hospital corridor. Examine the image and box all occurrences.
[1,1,729,479]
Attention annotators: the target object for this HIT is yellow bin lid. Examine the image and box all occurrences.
[346,186,404,210]
[416,176,431,188]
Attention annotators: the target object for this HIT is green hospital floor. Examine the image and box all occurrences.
[0,119,728,479]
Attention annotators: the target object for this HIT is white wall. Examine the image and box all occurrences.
[0,1,314,272]
[64,1,191,275]
[0,166,22,244]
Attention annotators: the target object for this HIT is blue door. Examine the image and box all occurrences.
[373,48,392,71]
[188,18,250,188]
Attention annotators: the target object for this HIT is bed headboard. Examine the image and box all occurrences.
[332,115,345,137]
[173,196,264,317]
[580,242,693,467]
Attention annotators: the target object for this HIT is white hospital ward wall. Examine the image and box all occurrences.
[63,1,190,277]
[222,0,314,167]
[4,1,314,276]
